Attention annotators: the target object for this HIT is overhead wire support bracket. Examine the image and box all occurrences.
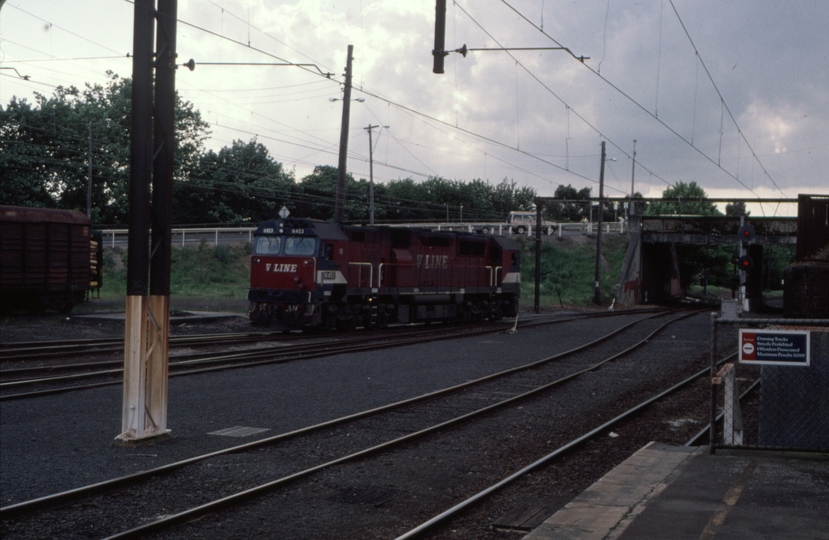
[187,61,334,78]
[449,44,589,63]
[0,67,31,80]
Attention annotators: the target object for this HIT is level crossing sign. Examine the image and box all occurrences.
[739,329,810,366]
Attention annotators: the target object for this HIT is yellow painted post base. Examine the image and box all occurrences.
[116,294,171,442]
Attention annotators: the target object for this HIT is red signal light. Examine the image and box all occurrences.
[738,224,755,243]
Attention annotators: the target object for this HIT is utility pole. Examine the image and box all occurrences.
[594,141,606,305]
[534,203,542,313]
[629,139,637,218]
[335,45,354,223]
[87,122,94,219]
[365,124,386,225]
[87,119,111,219]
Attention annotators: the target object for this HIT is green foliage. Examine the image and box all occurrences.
[170,243,250,296]
[645,181,720,216]
[367,176,536,223]
[99,248,127,299]
[762,245,796,290]
[176,138,294,224]
[521,236,629,306]
[293,165,362,221]
[677,244,735,290]
[0,73,209,224]
[725,201,749,217]
[546,184,592,222]
[98,244,251,300]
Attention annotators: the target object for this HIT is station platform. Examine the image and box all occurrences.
[523,442,829,540]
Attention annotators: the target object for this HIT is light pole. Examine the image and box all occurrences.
[87,118,111,219]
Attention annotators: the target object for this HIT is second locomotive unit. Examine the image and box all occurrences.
[248,218,521,330]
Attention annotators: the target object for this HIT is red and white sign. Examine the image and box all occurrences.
[738,329,810,366]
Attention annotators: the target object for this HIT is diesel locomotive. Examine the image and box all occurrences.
[247,218,521,330]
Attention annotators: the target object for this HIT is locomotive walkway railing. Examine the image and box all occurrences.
[362,263,503,290]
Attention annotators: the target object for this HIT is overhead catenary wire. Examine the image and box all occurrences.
[5,0,785,208]
[497,0,783,215]
[140,0,624,191]
[4,0,622,196]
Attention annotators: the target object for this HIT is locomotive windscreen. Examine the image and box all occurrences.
[253,235,317,256]
[254,235,282,254]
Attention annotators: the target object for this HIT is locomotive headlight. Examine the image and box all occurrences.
[322,271,335,280]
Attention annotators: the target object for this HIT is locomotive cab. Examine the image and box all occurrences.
[248,218,347,329]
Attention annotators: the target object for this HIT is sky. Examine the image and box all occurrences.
[1,0,827,218]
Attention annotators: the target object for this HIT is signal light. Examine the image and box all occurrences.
[738,224,755,243]
[738,255,754,272]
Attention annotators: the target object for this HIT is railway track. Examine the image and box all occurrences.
[0,307,676,363]
[0,309,723,539]
[0,309,672,400]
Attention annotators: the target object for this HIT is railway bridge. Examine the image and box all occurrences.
[616,214,798,309]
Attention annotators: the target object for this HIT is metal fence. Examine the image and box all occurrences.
[710,314,829,453]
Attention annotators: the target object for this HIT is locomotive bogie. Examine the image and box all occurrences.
[248,218,521,330]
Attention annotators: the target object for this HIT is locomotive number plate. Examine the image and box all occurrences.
[291,228,305,234]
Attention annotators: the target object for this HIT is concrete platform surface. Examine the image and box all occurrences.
[524,442,829,540]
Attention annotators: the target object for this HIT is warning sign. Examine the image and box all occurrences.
[739,329,810,366]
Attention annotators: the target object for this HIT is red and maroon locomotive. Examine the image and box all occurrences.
[248,218,521,330]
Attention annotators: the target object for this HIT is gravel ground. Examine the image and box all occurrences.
[1,306,719,539]
[0,299,253,344]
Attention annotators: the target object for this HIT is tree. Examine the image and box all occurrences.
[292,165,367,221]
[645,181,720,216]
[0,72,210,224]
[176,138,294,224]
[381,178,432,222]
[547,184,592,222]
[725,201,749,217]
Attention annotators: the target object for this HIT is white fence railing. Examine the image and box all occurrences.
[98,221,627,248]
[99,227,255,248]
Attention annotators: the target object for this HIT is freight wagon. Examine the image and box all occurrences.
[0,206,102,314]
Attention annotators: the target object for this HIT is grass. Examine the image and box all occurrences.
[519,234,630,309]
[99,241,251,313]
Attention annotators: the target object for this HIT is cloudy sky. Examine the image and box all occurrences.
[2,0,827,217]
